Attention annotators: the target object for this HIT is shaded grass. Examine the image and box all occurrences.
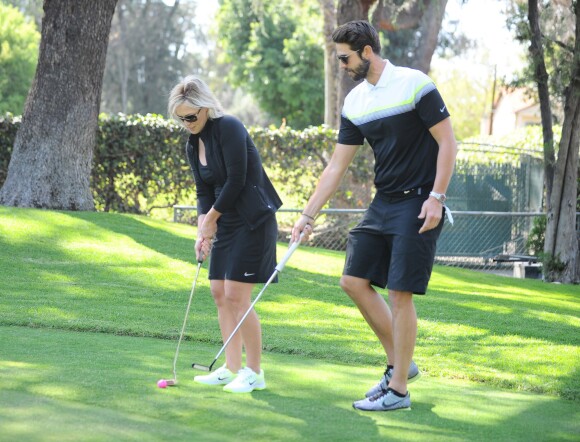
[1,326,579,442]
[0,206,579,405]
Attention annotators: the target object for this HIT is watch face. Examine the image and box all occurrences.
[430,191,446,203]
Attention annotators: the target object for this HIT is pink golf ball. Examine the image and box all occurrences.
[157,379,168,389]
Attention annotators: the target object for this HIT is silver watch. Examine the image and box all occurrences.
[429,191,447,203]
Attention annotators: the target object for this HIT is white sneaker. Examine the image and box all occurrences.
[365,361,421,398]
[223,367,266,393]
[354,388,411,411]
[194,364,237,385]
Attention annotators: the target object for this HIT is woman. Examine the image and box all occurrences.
[168,76,282,393]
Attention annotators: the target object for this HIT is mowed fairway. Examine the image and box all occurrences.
[0,207,578,441]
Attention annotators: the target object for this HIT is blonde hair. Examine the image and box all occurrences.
[167,75,224,123]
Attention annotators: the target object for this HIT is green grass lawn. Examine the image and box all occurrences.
[0,207,579,441]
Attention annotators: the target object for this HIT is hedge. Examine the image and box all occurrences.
[1,113,552,216]
[0,113,372,214]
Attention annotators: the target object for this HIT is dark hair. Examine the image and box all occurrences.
[331,20,381,54]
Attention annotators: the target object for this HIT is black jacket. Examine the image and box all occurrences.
[185,115,282,230]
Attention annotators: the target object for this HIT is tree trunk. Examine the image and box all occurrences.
[336,0,375,113]
[543,0,580,283]
[334,0,446,111]
[319,0,339,128]
[372,0,427,31]
[0,0,118,210]
[528,0,556,206]
[116,2,130,113]
[410,0,447,74]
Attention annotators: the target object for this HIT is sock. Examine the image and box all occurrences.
[387,387,407,397]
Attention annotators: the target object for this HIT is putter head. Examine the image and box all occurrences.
[192,363,211,371]
[165,379,177,386]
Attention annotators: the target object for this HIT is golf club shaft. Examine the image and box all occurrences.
[172,259,203,381]
[200,268,279,371]
[192,233,304,372]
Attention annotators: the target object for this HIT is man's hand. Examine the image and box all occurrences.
[418,197,443,233]
[291,215,314,243]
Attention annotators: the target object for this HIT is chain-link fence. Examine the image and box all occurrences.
[174,206,579,275]
[450,146,544,213]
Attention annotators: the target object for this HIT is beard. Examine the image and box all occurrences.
[348,58,370,81]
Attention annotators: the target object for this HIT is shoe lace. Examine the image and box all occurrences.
[369,387,389,402]
[377,368,391,389]
[237,367,255,382]
[215,366,230,376]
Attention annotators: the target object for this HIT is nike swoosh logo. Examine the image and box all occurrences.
[440,106,446,112]
[244,272,255,277]
[217,376,228,381]
[249,381,256,385]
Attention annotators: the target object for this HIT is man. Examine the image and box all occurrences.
[291,20,457,411]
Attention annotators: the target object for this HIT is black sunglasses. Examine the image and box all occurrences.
[337,49,360,65]
[178,108,202,123]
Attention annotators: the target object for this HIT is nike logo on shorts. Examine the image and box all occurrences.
[440,106,446,112]
[244,272,255,277]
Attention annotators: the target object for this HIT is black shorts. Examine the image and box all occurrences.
[208,212,278,284]
[343,192,444,294]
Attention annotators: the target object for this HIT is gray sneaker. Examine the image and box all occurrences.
[353,387,411,411]
[364,361,421,398]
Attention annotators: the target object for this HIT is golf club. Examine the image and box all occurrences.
[192,233,304,372]
[158,258,204,387]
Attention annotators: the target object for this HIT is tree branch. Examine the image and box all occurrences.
[541,33,574,53]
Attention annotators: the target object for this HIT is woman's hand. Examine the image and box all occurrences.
[195,208,220,262]
[199,218,217,243]
[195,237,211,262]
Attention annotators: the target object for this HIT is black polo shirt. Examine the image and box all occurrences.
[338,60,450,195]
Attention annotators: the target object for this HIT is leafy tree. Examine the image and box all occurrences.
[317,0,338,127]
[430,67,490,140]
[507,0,573,198]
[0,3,40,114]
[321,0,465,127]
[216,0,325,129]
[7,0,205,116]
[0,0,118,210]
[513,0,579,283]
[2,0,43,30]
[372,0,450,73]
[206,71,272,127]
[101,0,202,115]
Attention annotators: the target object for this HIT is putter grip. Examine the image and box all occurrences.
[275,232,304,272]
